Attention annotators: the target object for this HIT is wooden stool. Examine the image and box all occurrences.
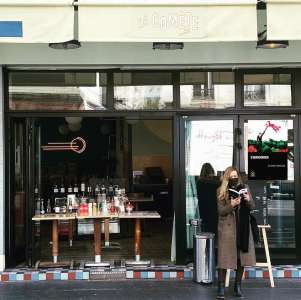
[256,225,275,287]
[225,224,274,288]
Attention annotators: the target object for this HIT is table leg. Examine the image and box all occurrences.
[94,218,101,263]
[104,218,110,247]
[125,218,150,266]
[134,219,141,262]
[68,220,73,247]
[52,220,58,263]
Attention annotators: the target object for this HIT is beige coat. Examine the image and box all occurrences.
[217,188,256,270]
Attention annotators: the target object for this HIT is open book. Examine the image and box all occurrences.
[228,187,248,199]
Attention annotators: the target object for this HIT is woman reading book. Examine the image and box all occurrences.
[216,166,256,299]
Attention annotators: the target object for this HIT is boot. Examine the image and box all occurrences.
[234,265,244,298]
[217,269,226,299]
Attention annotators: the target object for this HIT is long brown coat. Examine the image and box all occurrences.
[217,188,256,270]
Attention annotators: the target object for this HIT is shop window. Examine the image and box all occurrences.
[114,72,173,110]
[8,72,107,111]
[244,74,292,107]
[180,72,235,109]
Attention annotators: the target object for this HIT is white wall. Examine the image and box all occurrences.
[1,41,301,66]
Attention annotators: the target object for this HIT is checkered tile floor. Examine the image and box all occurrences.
[1,265,301,282]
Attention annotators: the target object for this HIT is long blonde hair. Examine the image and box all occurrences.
[217,166,243,203]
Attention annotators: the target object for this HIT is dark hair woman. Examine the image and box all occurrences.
[216,166,256,299]
[196,163,219,235]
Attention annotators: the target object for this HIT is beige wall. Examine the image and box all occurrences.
[132,120,172,178]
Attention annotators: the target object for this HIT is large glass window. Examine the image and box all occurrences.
[244,74,292,107]
[180,72,235,109]
[9,72,107,111]
[114,72,173,110]
[185,119,234,248]
[243,119,295,248]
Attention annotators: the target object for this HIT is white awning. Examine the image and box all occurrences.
[267,0,301,40]
[0,0,74,43]
[77,0,258,42]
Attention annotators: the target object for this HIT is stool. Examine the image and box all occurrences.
[256,225,275,287]
[225,224,274,288]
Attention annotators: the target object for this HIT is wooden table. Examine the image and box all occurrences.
[119,211,161,265]
[32,213,76,263]
[77,212,118,266]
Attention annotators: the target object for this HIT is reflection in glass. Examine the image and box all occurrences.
[114,85,173,110]
[185,120,233,248]
[180,72,235,109]
[244,119,295,248]
[244,74,291,107]
[114,72,173,110]
[9,72,107,111]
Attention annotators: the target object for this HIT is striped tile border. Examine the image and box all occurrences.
[0,265,301,282]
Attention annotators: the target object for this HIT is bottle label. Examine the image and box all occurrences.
[81,184,85,192]
[74,187,79,193]
[54,188,58,193]
[68,188,72,193]
[61,188,65,193]
[34,187,38,194]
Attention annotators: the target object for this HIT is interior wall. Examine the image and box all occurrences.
[132,120,172,178]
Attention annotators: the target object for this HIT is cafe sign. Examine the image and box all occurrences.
[77,0,257,42]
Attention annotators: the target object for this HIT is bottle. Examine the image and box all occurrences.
[40,199,45,215]
[80,181,86,197]
[60,183,66,198]
[34,186,40,215]
[95,184,100,196]
[73,183,79,198]
[54,199,60,214]
[108,184,114,199]
[46,199,51,213]
[67,184,73,195]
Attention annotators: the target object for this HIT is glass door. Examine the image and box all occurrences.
[239,116,297,253]
[7,118,41,267]
[7,119,27,266]
[181,116,238,253]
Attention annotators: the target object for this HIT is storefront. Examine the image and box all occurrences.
[1,0,301,271]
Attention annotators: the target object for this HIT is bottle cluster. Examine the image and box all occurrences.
[35,182,134,216]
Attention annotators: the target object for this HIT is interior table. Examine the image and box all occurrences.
[32,213,76,264]
[119,211,161,266]
[76,212,118,267]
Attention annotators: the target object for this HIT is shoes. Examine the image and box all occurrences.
[234,282,244,298]
[217,281,225,299]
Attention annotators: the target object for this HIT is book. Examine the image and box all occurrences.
[228,188,248,199]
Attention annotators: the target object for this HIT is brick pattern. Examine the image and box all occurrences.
[0,265,301,282]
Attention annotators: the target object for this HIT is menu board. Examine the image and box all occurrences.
[247,120,288,180]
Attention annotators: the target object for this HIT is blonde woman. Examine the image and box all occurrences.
[216,166,256,299]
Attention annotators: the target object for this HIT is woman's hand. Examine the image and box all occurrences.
[242,189,250,202]
[230,197,241,207]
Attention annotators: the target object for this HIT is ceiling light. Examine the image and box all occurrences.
[257,29,288,49]
[49,39,81,50]
[153,42,184,50]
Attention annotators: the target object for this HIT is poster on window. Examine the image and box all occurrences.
[247,120,288,180]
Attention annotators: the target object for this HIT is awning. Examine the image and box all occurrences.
[0,0,74,43]
[267,0,301,40]
[77,0,258,42]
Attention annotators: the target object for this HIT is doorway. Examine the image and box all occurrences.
[181,115,299,263]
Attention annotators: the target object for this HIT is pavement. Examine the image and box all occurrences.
[0,279,300,300]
